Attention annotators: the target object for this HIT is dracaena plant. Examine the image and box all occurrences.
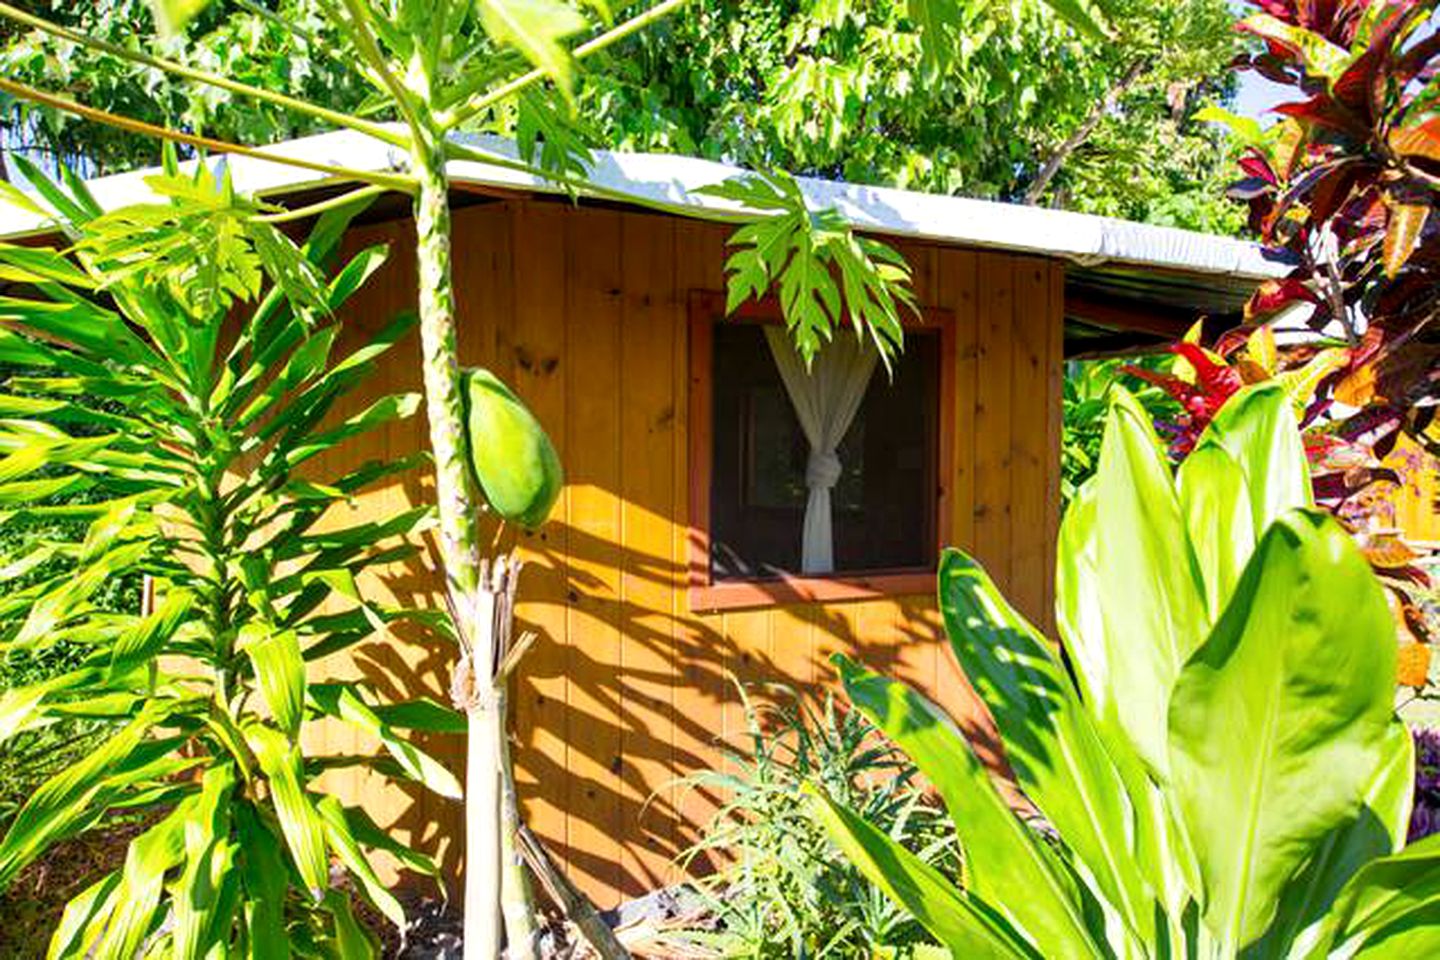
[809,382,1440,958]
[0,161,460,957]
[1211,0,1440,459]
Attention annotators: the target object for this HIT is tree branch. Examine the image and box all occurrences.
[1024,58,1149,207]
[0,76,416,192]
[0,2,405,148]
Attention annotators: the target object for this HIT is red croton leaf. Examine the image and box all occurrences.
[1274,95,1370,138]
[1215,324,1262,357]
[1306,160,1374,225]
[1332,1,1428,121]
[1249,0,1296,19]
[1246,277,1320,321]
[1173,342,1244,399]
[1239,151,1278,184]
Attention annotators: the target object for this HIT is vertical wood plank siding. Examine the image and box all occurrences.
[322,200,1065,907]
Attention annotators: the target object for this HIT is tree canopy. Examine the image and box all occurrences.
[1,0,1247,233]
[572,0,1247,232]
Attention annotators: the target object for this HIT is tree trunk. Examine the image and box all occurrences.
[466,693,505,960]
[498,684,540,960]
[412,132,525,960]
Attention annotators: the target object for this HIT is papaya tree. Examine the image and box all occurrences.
[0,159,453,954]
[812,383,1440,957]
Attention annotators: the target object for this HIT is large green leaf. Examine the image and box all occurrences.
[110,587,194,674]
[1321,830,1440,956]
[171,764,239,960]
[834,655,1103,960]
[47,871,121,959]
[1084,387,1209,778]
[807,785,1033,958]
[316,794,405,930]
[245,723,330,898]
[1054,478,1105,707]
[94,800,190,960]
[0,708,168,886]
[1195,383,1313,545]
[475,0,587,94]
[243,624,305,740]
[1167,510,1398,951]
[234,801,291,960]
[697,171,911,365]
[1258,721,1414,958]
[937,549,1154,946]
[1177,442,1255,619]
[310,684,462,799]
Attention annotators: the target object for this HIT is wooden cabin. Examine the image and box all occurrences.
[0,132,1287,908]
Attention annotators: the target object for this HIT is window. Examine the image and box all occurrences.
[688,293,951,611]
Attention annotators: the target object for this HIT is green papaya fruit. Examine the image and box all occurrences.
[461,367,563,529]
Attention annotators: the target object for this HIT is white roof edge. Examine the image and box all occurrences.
[0,127,1290,282]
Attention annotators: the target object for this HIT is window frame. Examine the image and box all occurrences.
[686,290,955,613]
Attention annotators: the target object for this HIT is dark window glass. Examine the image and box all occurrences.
[709,321,939,580]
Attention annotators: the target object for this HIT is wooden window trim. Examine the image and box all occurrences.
[687,290,956,614]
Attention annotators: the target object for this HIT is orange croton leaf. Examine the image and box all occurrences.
[1335,360,1378,406]
[1398,641,1432,688]
[1383,198,1429,277]
[1389,116,1440,163]
[1363,532,1422,569]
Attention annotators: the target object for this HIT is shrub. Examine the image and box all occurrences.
[675,684,957,958]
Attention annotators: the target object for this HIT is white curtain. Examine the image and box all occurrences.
[763,327,878,575]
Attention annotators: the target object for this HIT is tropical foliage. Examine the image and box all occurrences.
[0,162,455,956]
[0,0,368,176]
[1,1,1247,233]
[674,684,956,958]
[1061,357,1175,504]
[579,0,1245,230]
[1222,0,1440,457]
[1117,323,1435,650]
[811,382,1436,958]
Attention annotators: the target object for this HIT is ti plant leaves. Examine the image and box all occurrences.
[812,383,1439,960]
[699,170,915,368]
[0,166,456,956]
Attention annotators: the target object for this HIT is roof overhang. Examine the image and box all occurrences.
[0,128,1291,353]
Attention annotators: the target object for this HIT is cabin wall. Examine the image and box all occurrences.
[313,199,1065,908]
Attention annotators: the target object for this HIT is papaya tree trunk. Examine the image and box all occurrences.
[465,690,505,959]
[497,683,540,959]
[412,133,540,959]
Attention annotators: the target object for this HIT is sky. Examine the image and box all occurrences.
[1234,70,1290,121]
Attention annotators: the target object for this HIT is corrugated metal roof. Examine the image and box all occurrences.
[0,128,1284,270]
